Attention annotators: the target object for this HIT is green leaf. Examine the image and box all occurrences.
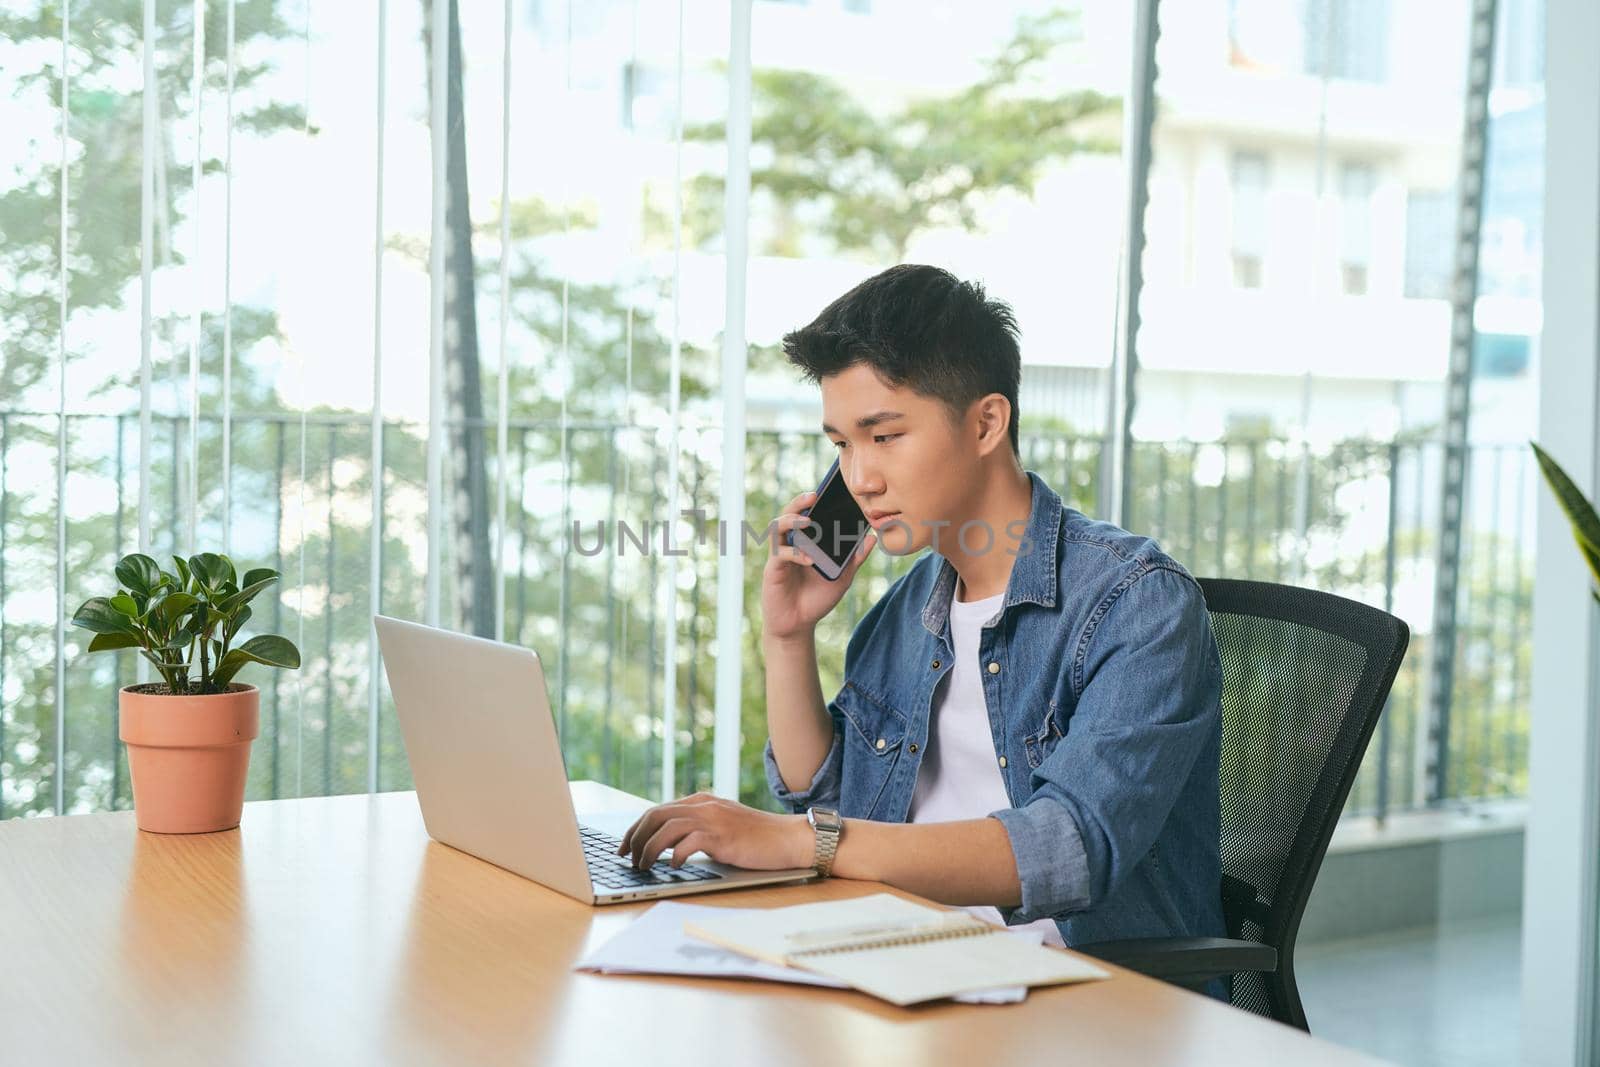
[115,553,163,595]
[87,631,142,652]
[154,592,198,626]
[240,635,300,667]
[1580,537,1600,593]
[212,635,301,687]
[109,593,140,617]
[1531,442,1600,557]
[188,552,232,590]
[216,576,278,615]
[218,554,238,588]
[71,598,141,635]
[172,555,191,589]
[226,605,253,641]
[241,567,278,588]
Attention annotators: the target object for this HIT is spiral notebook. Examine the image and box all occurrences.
[682,892,1109,1006]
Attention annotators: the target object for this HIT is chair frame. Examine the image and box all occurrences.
[1075,578,1411,1032]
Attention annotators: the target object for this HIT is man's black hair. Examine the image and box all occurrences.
[781,264,1022,456]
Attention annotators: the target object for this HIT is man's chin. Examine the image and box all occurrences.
[872,518,921,557]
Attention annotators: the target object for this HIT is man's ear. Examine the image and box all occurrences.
[972,394,1013,458]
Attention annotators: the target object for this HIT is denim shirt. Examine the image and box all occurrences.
[764,470,1226,956]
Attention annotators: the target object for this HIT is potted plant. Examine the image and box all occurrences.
[71,552,301,834]
[1532,442,1600,601]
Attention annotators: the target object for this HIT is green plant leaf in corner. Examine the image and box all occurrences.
[211,635,301,687]
[1532,441,1600,592]
[1531,442,1600,552]
[1580,532,1600,593]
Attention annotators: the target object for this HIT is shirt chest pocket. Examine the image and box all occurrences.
[1024,698,1068,769]
[835,680,908,757]
[832,681,908,820]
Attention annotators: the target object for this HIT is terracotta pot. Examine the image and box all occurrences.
[119,683,259,834]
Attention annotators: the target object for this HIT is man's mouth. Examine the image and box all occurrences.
[865,510,901,529]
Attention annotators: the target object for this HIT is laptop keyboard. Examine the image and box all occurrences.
[578,826,726,892]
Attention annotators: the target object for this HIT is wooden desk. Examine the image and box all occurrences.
[0,789,1385,1066]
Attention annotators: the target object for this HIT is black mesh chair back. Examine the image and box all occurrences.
[1202,577,1409,1028]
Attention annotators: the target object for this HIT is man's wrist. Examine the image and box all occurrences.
[762,627,816,653]
[791,814,816,870]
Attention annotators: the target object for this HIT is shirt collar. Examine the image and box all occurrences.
[920,470,1062,638]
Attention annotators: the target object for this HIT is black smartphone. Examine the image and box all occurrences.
[787,457,871,581]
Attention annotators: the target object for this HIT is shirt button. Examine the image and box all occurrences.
[931,659,941,670]
[875,738,886,751]
[988,661,1000,674]
[998,756,1008,768]
[909,743,919,754]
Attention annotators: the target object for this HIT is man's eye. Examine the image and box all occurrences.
[873,433,901,444]
[831,439,847,450]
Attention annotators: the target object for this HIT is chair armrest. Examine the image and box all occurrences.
[1073,936,1277,983]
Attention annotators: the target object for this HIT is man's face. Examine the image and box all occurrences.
[818,364,976,557]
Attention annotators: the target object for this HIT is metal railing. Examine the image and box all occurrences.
[0,412,1533,821]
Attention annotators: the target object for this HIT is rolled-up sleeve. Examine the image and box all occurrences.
[988,566,1219,924]
[764,711,844,813]
[765,585,896,814]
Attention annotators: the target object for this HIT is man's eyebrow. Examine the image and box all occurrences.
[820,410,907,435]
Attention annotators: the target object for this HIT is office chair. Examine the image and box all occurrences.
[1075,577,1410,1032]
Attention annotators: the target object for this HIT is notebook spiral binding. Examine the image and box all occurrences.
[789,916,999,958]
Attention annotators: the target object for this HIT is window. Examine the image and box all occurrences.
[1404,187,1455,300]
[1338,161,1376,295]
[1303,0,1390,83]
[1496,0,1545,88]
[1231,151,1270,289]
[1228,0,1305,73]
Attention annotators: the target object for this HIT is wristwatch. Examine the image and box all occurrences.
[806,807,842,878]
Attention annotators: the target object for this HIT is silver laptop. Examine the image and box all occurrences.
[373,615,816,904]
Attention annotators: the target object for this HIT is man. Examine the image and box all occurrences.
[619,264,1225,993]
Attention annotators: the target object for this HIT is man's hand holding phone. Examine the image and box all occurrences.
[762,488,876,643]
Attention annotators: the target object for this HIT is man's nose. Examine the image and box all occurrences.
[844,452,885,497]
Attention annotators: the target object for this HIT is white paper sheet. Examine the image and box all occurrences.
[574,900,1040,1005]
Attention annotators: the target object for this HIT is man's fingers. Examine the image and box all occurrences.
[617,816,640,855]
[636,818,693,870]
[772,544,815,568]
[667,831,707,868]
[846,530,877,572]
[618,804,671,855]
[773,512,816,535]
[782,490,816,516]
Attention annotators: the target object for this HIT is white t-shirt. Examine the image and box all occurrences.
[908,585,1067,947]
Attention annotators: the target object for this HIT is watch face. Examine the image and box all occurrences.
[811,808,841,831]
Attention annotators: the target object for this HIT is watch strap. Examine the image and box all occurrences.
[808,807,841,878]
